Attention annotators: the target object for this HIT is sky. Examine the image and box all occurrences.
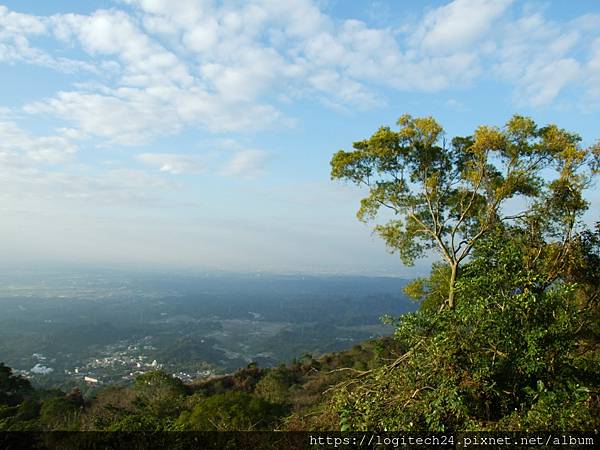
[0,0,599,277]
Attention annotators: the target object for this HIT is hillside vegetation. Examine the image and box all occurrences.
[1,338,403,431]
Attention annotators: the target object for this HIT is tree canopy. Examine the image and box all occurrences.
[331,114,599,308]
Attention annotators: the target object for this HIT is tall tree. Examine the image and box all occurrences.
[331,114,598,308]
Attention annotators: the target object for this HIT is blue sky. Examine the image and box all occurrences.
[1,0,599,276]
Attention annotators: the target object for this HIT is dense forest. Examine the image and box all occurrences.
[1,115,598,439]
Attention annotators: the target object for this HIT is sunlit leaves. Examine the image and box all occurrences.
[331,113,597,308]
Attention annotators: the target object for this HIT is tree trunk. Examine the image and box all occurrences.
[448,263,458,309]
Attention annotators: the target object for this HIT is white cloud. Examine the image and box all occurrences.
[0,161,178,208]
[587,37,600,99]
[6,0,489,142]
[0,6,97,73]
[137,153,204,174]
[0,118,77,166]
[414,0,513,54]
[0,4,47,66]
[0,110,179,208]
[24,88,181,145]
[0,5,46,34]
[220,149,269,179]
[56,127,88,140]
[490,12,600,106]
[51,9,193,87]
[0,0,598,149]
[519,58,581,107]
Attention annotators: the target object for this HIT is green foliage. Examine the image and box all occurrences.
[332,231,599,431]
[255,368,297,403]
[78,386,136,430]
[133,370,187,418]
[106,413,172,431]
[403,262,450,313]
[0,364,42,431]
[40,397,80,430]
[176,392,288,431]
[16,399,40,422]
[329,115,598,431]
[331,114,597,308]
[0,362,33,406]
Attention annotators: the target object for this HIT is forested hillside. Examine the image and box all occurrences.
[1,338,402,431]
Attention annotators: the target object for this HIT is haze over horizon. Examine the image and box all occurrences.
[1,0,599,276]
